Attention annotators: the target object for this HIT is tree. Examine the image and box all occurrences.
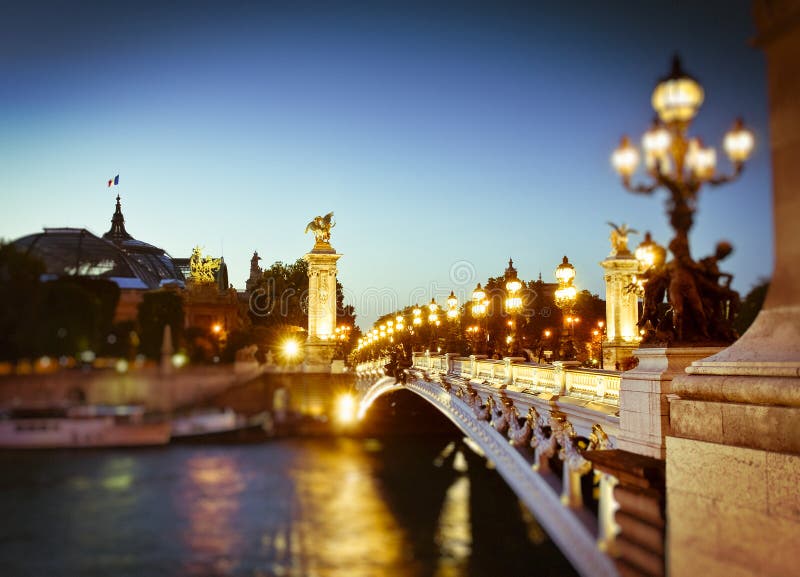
[735,279,770,336]
[35,278,120,358]
[248,258,357,357]
[0,242,44,360]
[138,289,184,359]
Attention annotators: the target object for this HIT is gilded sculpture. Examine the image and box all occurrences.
[606,222,638,256]
[304,212,335,245]
[188,246,221,283]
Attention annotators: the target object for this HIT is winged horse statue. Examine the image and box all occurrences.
[305,212,335,244]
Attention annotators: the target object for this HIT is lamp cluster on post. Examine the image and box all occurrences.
[470,283,488,354]
[611,55,753,343]
[353,289,465,361]
[554,255,578,359]
[504,258,523,355]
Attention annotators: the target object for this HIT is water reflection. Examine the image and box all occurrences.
[279,438,414,577]
[0,438,577,577]
[434,475,472,577]
[179,454,245,576]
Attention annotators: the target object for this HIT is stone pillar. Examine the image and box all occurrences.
[618,347,721,460]
[600,253,641,369]
[303,242,342,372]
[664,3,800,575]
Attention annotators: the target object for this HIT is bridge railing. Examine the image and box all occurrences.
[362,352,621,406]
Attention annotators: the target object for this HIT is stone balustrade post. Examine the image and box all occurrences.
[597,473,620,555]
[552,360,580,395]
[444,353,453,374]
[503,357,525,387]
[561,464,587,509]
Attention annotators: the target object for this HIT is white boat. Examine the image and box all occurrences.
[170,408,253,439]
[0,405,171,449]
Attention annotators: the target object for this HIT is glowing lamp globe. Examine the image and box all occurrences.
[554,255,576,285]
[612,136,640,177]
[472,283,486,302]
[686,138,717,180]
[723,118,755,163]
[447,290,458,310]
[642,121,672,168]
[651,56,704,124]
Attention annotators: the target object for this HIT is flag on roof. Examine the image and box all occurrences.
[107,175,119,187]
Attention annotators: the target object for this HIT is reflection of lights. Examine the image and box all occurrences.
[182,455,244,564]
[434,475,472,572]
[336,393,356,424]
[433,441,457,467]
[286,439,405,573]
[453,450,468,473]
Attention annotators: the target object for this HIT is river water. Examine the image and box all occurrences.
[0,436,577,577]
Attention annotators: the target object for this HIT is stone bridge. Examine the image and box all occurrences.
[356,353,625,577]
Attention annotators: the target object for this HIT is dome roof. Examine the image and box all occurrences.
[14,228,152,289]
[13,196,184,290]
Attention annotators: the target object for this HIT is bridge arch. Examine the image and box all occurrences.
[356,357,622,577]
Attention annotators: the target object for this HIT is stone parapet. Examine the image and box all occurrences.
[617,347,721,460]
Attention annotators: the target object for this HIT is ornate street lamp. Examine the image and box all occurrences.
[504,259,523,355]
[612,56,753,343]
[444,291,460,352]
[471,283,488,354]
[554,255,578,359]
[446,291,459,320]
[554,256,577,310]
[428,298,441,351]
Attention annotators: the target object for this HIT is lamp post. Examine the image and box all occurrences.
[471,283,488,354]
[542,328,553,363]
[595,320,606,369]
[445,291,460,352]
[554,255,578,360]
[428,298,440,352]
[611,56,754,343]
[504,258,523,356]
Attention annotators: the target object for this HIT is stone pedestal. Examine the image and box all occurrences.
[664,4,800,575]
[603,339,639,371]
[601,253,642,368]
[303,340,337,373]
[618,347,721,460]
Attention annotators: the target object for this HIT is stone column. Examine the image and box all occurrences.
[664,3,800,575]
[600,252,641,369]
[303,243,342,372]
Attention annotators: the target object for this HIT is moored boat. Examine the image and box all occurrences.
[170,408,273,441]
[0,405,171,449]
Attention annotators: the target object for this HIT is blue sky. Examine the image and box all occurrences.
[0,1,772,328]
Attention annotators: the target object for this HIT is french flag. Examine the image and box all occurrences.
[107,175,119,187]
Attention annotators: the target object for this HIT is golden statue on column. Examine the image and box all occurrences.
[303,212,342,371]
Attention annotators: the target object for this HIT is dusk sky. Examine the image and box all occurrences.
[1,0,772,328]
